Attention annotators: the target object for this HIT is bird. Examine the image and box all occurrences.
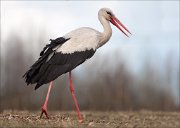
[23,8,131,123]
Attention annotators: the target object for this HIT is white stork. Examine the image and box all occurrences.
[23,8,131,122]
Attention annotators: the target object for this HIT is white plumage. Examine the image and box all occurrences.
[58,27,101,54]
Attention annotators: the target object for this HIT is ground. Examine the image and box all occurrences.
[0,110,179,128]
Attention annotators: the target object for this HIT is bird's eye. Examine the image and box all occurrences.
[107,11,112,16]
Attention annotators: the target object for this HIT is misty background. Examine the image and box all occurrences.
[0,1,179,111]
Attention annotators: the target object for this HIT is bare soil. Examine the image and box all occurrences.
[0,110,179,128]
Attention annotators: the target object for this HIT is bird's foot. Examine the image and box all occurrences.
[40,106,49,119]
[78,119,84,123]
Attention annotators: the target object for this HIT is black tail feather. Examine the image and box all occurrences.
[23,37,69,88]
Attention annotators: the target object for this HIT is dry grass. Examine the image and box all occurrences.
[0,110,179,128]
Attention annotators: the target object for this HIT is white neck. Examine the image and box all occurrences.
[98,15,112,48]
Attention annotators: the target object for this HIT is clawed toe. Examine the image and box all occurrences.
[40,107,49,119]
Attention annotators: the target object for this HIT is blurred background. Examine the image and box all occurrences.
[0,1,179,112]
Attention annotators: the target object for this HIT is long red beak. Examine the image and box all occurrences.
[110,16,131,37]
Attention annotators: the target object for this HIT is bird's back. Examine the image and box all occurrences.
[59,27,101,54]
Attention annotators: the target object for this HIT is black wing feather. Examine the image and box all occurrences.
[34,49,95,90]
[40,37,69,56]
[23,37,96,90]
[23,37,69,85]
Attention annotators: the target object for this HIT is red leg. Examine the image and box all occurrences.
[69,72,83,123]
[40,81,53,119]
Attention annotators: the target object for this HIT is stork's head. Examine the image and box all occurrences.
[98,8,131,37]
